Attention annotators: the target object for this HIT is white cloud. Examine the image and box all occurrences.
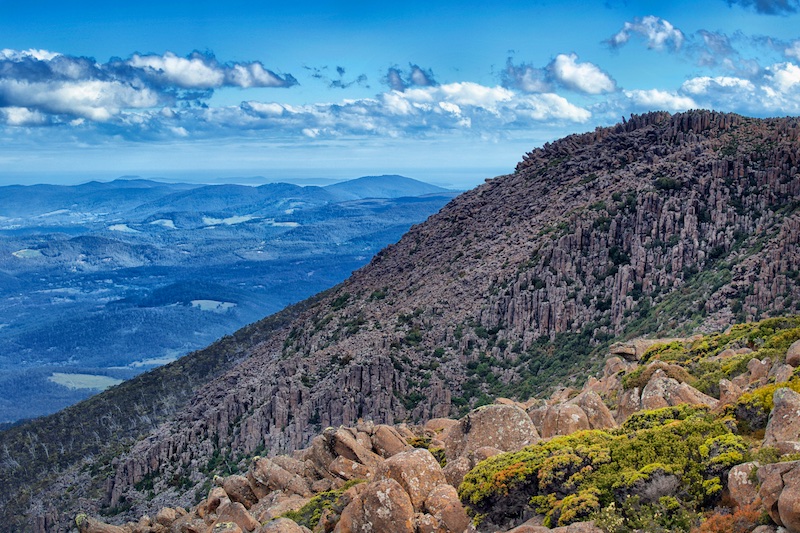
[0,79,161,121]
[550,53,616,94]
[765,62,800,92]
[681,76,756,94]
[786,40,800,59]
[516,93,592,121]
[129,52,225,89]
[610,16,684,51]
[502,60,551,93]
[226,63,293,88]
[0,49,60,61]
[0,106,48,126]
[624,89,696,112]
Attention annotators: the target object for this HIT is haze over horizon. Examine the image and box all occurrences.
[3,0,800,188]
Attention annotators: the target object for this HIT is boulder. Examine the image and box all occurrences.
[758,461,800,528]
[336,478,414,533]
[640,369,718,410]
[719,379,743,405]
[473,446,502,463]
[748,358,771,383]
[215,501,260,532]
[213,523,244,533]
[324,427,382,468]
[75,515,129,533]
[257,518,307,533]
[271,456,306,477]
[775,364,796,384]
[371,425,412,458]
[250,493,309,524]
[208,487,231,514]
[616,388,641,424]
[443,404,539,461]
[171,516,208,533]
[442,455,472,488]
[764,388,800,454]
[541,403,590,438]
[504,519,604,532]
[569,390,617,430]
[787,339,800,367]
[251,457,312,497]
[526,405,547,434]
[728,462,759,508]
[328,456,374,481]
[609,342,638,360]
[378,448,447,511]
[222,475,259,509]
[424,484,470,533]
[424,418,459,434]
[155,507,177,527]
[414,513,439,533]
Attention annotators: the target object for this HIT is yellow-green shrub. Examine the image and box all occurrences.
[459,411,744,532]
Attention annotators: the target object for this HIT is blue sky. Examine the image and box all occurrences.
[2,0,800,188]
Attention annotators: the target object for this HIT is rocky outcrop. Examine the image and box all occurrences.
[788,340,800,368]
[640,369,719,411]
[442,404,539,462]
[758,461,800,532]
[764,388,800,454]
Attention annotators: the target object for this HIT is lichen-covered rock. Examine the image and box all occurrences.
[719,378,744,405]
[541,403,590,438]
[424,418,459,435]
[324,427,382,468]
[775,364,796,384]
[764,388,800,454]
[640,369,718,410]
[222,475,259,509]
[257,517,308,533]
[215,501,260,532]
[249,493,310,524]
[378,448,447,511]
[758,461,800,528]
[328,455,374,481]
[569,391,617,430]
[337,478,414,533]
[372,424,412,458]
[213,523,244,533]
[787,340,800,367]
[728,462,760,508]
[250,457,312,497]
[75,514,129,533]
[423,484,470,533]
[616,388,641,424]
[443,404,539,461]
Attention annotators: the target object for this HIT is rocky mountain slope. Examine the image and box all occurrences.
[75,316,800,533]
[4,110,800,531]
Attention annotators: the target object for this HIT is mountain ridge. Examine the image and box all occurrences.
[4,110,800,531]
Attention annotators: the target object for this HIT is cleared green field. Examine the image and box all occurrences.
[48,373,123,390]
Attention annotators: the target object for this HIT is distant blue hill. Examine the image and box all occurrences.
[324,175,451,200]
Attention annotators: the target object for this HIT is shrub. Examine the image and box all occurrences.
[283,479,363,529]
[459,414,741,531]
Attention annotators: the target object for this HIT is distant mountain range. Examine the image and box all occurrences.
[0,174,456,424]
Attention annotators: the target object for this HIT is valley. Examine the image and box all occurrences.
[0,176,456,423]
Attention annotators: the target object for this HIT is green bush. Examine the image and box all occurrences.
[459,412,742,532]
[283,479,363,529]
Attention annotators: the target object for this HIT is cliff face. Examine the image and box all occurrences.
[15,111,800,530]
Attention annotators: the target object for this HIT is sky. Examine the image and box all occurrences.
[2,0,800,188]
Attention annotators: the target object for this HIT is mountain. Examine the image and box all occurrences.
[324,174,452,200]
[4,110,800,531]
